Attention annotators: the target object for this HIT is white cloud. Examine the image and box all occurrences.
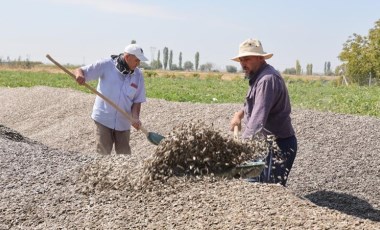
[48,0,184,20]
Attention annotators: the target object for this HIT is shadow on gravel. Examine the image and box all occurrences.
[305,190,380,222]
[0,124,36,144]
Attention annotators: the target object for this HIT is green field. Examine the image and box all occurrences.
[1,69,379,117]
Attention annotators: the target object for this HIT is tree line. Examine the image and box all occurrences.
[283,61,332,76]
[144,47,237,73]
[283,18,380,85]
[131,40,237,73]
[0,56,42,69]
[7,19,380,81]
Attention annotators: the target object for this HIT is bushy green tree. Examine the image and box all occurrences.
[150,60,162,69]
[339,19,380,84]
[200,63,214,72]
[139,61,151,70]
[368,20,380,78]
[283,68,296,75]
[226,65,237,73]
[170,64,179,70]
[183,61,194,71]
[335,64,346,76]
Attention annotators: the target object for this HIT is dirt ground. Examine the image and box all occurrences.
[0,86,379,229]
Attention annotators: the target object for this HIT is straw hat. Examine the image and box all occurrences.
[231,38,273,62]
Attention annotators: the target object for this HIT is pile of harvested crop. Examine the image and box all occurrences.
[76,158,134,195]
[142,121,277,181]
[0,124,33,143]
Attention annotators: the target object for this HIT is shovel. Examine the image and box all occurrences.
[46,54,165,145]
[233,125,240,140]
[221,125,265,178]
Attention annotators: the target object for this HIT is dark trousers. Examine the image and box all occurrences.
[259,135,297,186]
[94,121,131,155]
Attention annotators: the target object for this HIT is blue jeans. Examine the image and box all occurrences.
[258,135,297,186]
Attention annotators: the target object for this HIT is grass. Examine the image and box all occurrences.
[1,69,379,117]
[288,79,380,117]
[0,70,98,94]
[145,77,245,103]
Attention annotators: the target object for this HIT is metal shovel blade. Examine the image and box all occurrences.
[147,132,165,145]
[219,161,265,179]
[235,161,265,178]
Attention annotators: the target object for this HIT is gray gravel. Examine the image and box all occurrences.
[0,86,379,229]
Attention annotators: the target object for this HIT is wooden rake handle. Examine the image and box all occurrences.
[46,54,149,136]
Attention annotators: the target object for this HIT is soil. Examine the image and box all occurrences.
[0,86,379,229]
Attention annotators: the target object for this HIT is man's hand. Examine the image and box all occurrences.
[132,119,142,130]
[74,68,86,85]
[230,111,244,131]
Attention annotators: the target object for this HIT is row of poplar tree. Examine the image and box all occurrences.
[131,40,200,71]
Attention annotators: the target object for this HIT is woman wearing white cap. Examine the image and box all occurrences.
[230,39,297,186]
[74,44,149,155]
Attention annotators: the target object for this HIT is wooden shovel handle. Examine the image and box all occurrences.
[46,54,148,136]
[233,125,239,140]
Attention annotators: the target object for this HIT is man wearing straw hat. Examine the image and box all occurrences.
[230,38,297,186]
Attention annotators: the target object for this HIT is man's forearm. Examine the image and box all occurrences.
[131,103,141,118]
[234,110,244,120]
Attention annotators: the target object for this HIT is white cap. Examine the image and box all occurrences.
[124,44,148,62]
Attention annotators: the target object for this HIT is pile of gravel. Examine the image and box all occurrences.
[0,86,379,229]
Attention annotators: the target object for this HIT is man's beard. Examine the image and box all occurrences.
[244,69,254,79]
[242,67,250,79]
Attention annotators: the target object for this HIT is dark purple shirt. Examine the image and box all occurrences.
[242,63,295,139]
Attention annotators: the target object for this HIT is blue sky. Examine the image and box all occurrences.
[1,0,379,73]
